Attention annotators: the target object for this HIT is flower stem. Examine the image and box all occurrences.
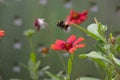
[57,52,67,75]
[94,17,99,25]
[67,53,74,80]
[28,38,38,80]
[69,54,80,80]
[29,38,34,52]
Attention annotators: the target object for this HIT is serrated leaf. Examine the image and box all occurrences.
[45,71,60,80]
[79,51,108,62]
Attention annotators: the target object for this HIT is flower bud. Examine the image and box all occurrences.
[24,29,35,38]
[109,37,116,45]
[41,47,49,54]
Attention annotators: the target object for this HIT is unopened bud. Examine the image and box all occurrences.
[109,37,116,45]
[41,47,49,54]
[24,29,35,38]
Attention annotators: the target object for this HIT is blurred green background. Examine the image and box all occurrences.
[0,0,120,80]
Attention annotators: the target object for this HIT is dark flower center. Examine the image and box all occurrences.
[64,43,72,51]
[72,13,79,19]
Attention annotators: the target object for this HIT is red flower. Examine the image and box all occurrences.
[0,30,5,38]
[65,10,88,25]
[51,35,85,53]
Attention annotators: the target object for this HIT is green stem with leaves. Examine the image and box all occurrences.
[67,53,74,80]
[28,38,39,80]
[57,52,67,75]
[29,38,34,52]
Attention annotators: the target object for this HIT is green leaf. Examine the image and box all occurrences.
[93,59,107,71]
[35,60,40,70]
[28,59,39,80]
[30,52,36,63]
[116,36,120,44]
[98,23,107,35]
[73,24,101,41]
[67,54,74,75]
[79,51,108,61]
[41,66,50,71]
[112,54,120,66]
[80,77,101,80]
[45,71,61,80]
[116,45,120,52]
[9,79,23,80]
[87,23,106,42]
[96,44,106,54]
[87,24,100,37]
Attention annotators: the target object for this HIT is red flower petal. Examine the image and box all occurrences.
[55,40,65,44]
[82,10,88,16]
[80,11,88,21]
[51,44,64,50]
[51,40,65,50]
[69,47,76,53]
[0,30,5,37]
[70,10,74,15]
[51,35,86,54]
[65,10,88,25]
[75,44,86,48]
[67,35,76,44]
[73,38,84,46]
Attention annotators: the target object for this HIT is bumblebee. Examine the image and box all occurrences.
[57,21,69,30]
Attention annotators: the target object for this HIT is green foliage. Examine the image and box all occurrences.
[67,54,74,77]
[87,24,102,38]
[24,29,35,38]
[30,52,37,64]
[45,71,61,80]
[9,79,23,80]
[77,22,120,80]
[80,77,101,80]
[28,59,40,80]
[73,24,100,41]
[79,51,109,62]
[112,54,120,66]
[87,23,107,42]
